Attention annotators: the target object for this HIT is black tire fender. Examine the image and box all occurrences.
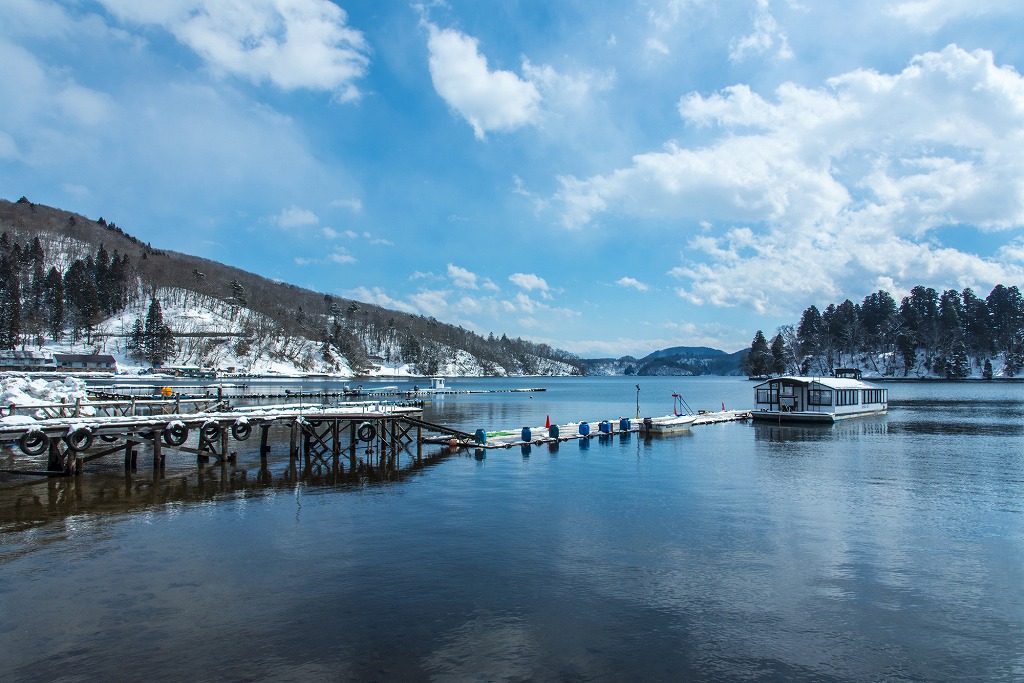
[200,421,222,441]
[231,421,252,441]
[19,430,49,456]
[163,423,189,447]
[66,427,94,453]
[357,422,376,442]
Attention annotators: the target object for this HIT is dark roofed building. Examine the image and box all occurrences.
[53,353,118,373]
[0,350,57,372]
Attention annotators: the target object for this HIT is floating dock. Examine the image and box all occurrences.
[424,410,751,449]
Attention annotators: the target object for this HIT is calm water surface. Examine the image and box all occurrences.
[0,376,1022,681]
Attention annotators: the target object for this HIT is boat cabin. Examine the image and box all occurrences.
[429,377,446,390]
[752,375,887,423]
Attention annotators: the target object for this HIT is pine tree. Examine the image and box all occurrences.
[143,298,175,365]
[0,253,21,349]
[43,267,64,340]
[769,333,787,375]
[741,330,771,377]
[127,319,145,360]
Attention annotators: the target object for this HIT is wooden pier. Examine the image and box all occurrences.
[0,400,475,479]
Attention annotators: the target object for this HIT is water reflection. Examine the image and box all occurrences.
[0,442,464,535]
[754,417,890,443]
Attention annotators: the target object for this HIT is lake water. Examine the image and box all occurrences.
[1,376,1022,681]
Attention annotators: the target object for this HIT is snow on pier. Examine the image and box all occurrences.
[425,409,751,449]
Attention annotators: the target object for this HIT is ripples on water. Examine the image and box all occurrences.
[0,376,1022,681]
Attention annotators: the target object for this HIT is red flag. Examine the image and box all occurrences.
[722,402,726,411]
[545,415,551,428]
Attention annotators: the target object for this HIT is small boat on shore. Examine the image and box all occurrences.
[750,370,888,424]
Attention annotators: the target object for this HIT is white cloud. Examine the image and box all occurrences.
[97,0,370,100]
[645,37,670,56]
[557,44,1024,313]
[425,23,541,139]
[730,0,793,62]
[509,272,550,294]
[448,263,479,289]
[616,277,650,292]
[294,247,355,265]
[273,205,318,228]
[887,0,1020,32]
[331,197,363,212]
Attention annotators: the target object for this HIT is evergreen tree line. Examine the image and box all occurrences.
[742,284,1024,378]
[0,232,131,348]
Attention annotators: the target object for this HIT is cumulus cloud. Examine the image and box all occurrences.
[448,263,479,289]
[557,44,1024,313]
[509,272,550,294]
[97,0,370,100]
[425,23,541,139]
[616,277,650,292]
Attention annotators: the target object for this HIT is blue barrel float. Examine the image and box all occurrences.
[548,424,560,439]
[599,420,611,434]
[521,426,532,442]
[474,429,487,445]
[578,421,590,436]
[619,418,631,432]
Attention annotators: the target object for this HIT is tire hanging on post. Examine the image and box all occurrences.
[357,422,376,442]
[19,430,49,456]
[200,421,222,441]
[66,427,94,453]
[163,423,189,447]
[231,421,252,441]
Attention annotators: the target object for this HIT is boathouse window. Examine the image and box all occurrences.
[756,388,778,404]
[835,389,859,406]
[808,389,832,406]
[862,388,887,404]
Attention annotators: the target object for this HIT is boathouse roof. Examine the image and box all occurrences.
[753,375,878,391]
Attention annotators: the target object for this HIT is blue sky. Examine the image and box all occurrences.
[2,0,1024,357]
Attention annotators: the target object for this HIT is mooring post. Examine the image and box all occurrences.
[47,439,64,473]
[417,426,422,461]
[259,424,271,463]
[332,418,341,475]
[153,436,163,469]
[220,425,230,462]
[289,419,299,468]
[349,420,357,471]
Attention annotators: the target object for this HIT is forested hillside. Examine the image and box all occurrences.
[583,346,744,376]
[741,286,1024,378]
[0,197,585,376]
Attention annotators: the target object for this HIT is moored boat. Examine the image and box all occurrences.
[644,392,697,433]
[750,371,887,424]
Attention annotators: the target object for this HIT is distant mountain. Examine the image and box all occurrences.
[642,346,725,360]
[583,346,744,376]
